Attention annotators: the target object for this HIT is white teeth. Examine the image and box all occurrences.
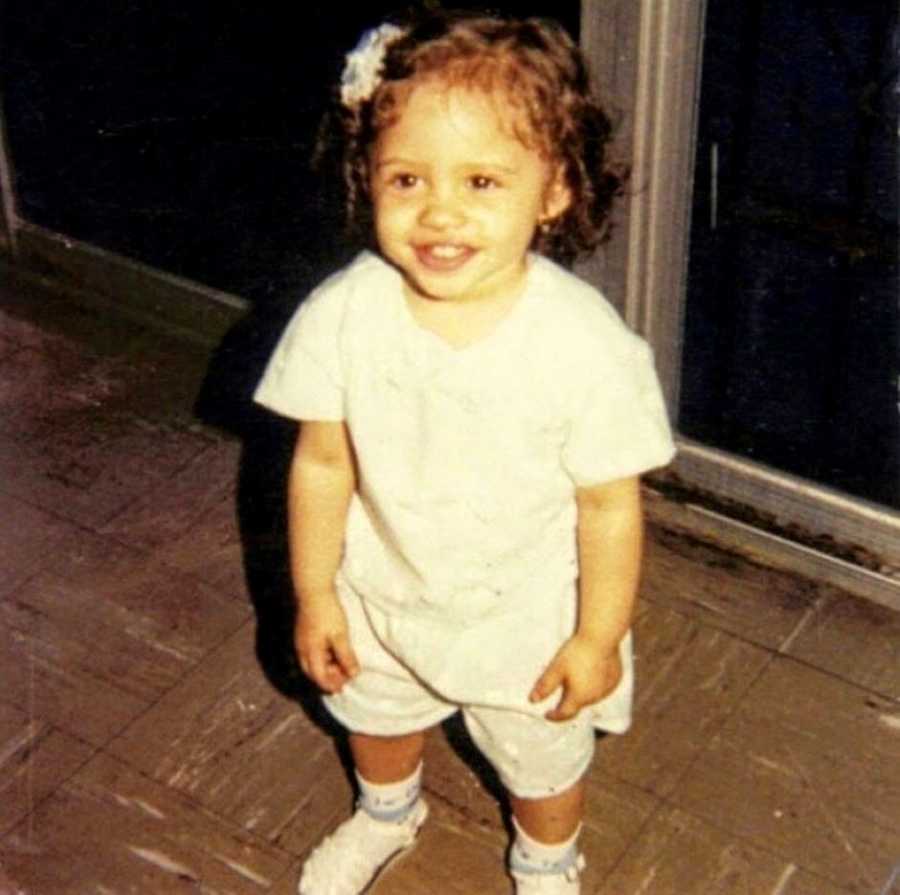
[428,245,465,259]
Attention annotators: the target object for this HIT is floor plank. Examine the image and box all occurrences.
[600,601,773,797]
[603,805,853,895]
[0,419,213,529]
[0,496,72,600]
[1,752,291,895]
[669,657,900,893]
[784,591,900,698]
[642,524,824,650]
[0,704,94,838]
[0,622,149,749]
[98,439,242,551]
[143,491,250,600]
[9,531,247,686]
[106,621,347,856]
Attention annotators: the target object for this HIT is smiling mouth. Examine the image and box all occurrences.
[413,243,476,272]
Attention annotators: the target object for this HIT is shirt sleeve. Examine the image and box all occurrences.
[562,337,676,486]
[253,282,346,422]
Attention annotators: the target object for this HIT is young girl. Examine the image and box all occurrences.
[255,11,675,894]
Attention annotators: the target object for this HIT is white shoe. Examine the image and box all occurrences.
[512,854,586,894]
[297,800,428,895]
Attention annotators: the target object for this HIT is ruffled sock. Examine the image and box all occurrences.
[356,762,423,824]
[509,815,581,876]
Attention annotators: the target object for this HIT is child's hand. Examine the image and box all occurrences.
[295,593,360,694]
[529,634,623,722]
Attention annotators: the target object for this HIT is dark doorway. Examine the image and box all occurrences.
[1,2,580,307]
[679,1,899,508]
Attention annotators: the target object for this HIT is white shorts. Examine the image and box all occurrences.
[323,579,615,799]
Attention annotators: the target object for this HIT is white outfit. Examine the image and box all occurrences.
[255,251,675,796]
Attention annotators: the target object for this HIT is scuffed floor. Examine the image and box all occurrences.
[0,280,898,894]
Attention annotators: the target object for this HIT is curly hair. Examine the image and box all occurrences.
[315,10,627,267]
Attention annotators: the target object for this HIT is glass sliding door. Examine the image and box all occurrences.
[583,0,900,605]
[680,1,899,509]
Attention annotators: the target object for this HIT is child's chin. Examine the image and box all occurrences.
[401,269,471,303]
[406,281,465,303]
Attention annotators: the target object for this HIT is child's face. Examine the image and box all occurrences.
[370,81,570,306]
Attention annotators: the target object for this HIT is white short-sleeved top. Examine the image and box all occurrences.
[255,251,675,713]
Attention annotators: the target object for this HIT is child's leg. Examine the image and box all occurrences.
[350,730,427,822]
[463,706,592,890]
[350,730,426,783]
[351,730,428,824]
[509,777,584,843]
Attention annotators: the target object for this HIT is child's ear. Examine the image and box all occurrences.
[542,169,572,223]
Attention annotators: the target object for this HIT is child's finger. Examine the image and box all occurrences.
[529,664,563,703]
[306,645,334,691]
[545,687,581,722]
[331,632,360,679]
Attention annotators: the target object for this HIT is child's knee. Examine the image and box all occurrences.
[462,707,596,800]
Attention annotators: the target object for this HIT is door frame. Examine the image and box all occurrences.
[581,0,900,608]
[0,88,17,255]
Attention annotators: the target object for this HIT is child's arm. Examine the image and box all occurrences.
[287,420,360,693]
[529,475,643,721]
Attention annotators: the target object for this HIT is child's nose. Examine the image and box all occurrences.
[419,185,466,230]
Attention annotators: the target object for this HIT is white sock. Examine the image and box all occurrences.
[510,816,581,876]
[356,763,422,823]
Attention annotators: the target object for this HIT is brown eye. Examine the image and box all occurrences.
[391,173,419,189]
[470,175,499,190]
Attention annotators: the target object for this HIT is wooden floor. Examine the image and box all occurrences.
[0,283,898,895]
